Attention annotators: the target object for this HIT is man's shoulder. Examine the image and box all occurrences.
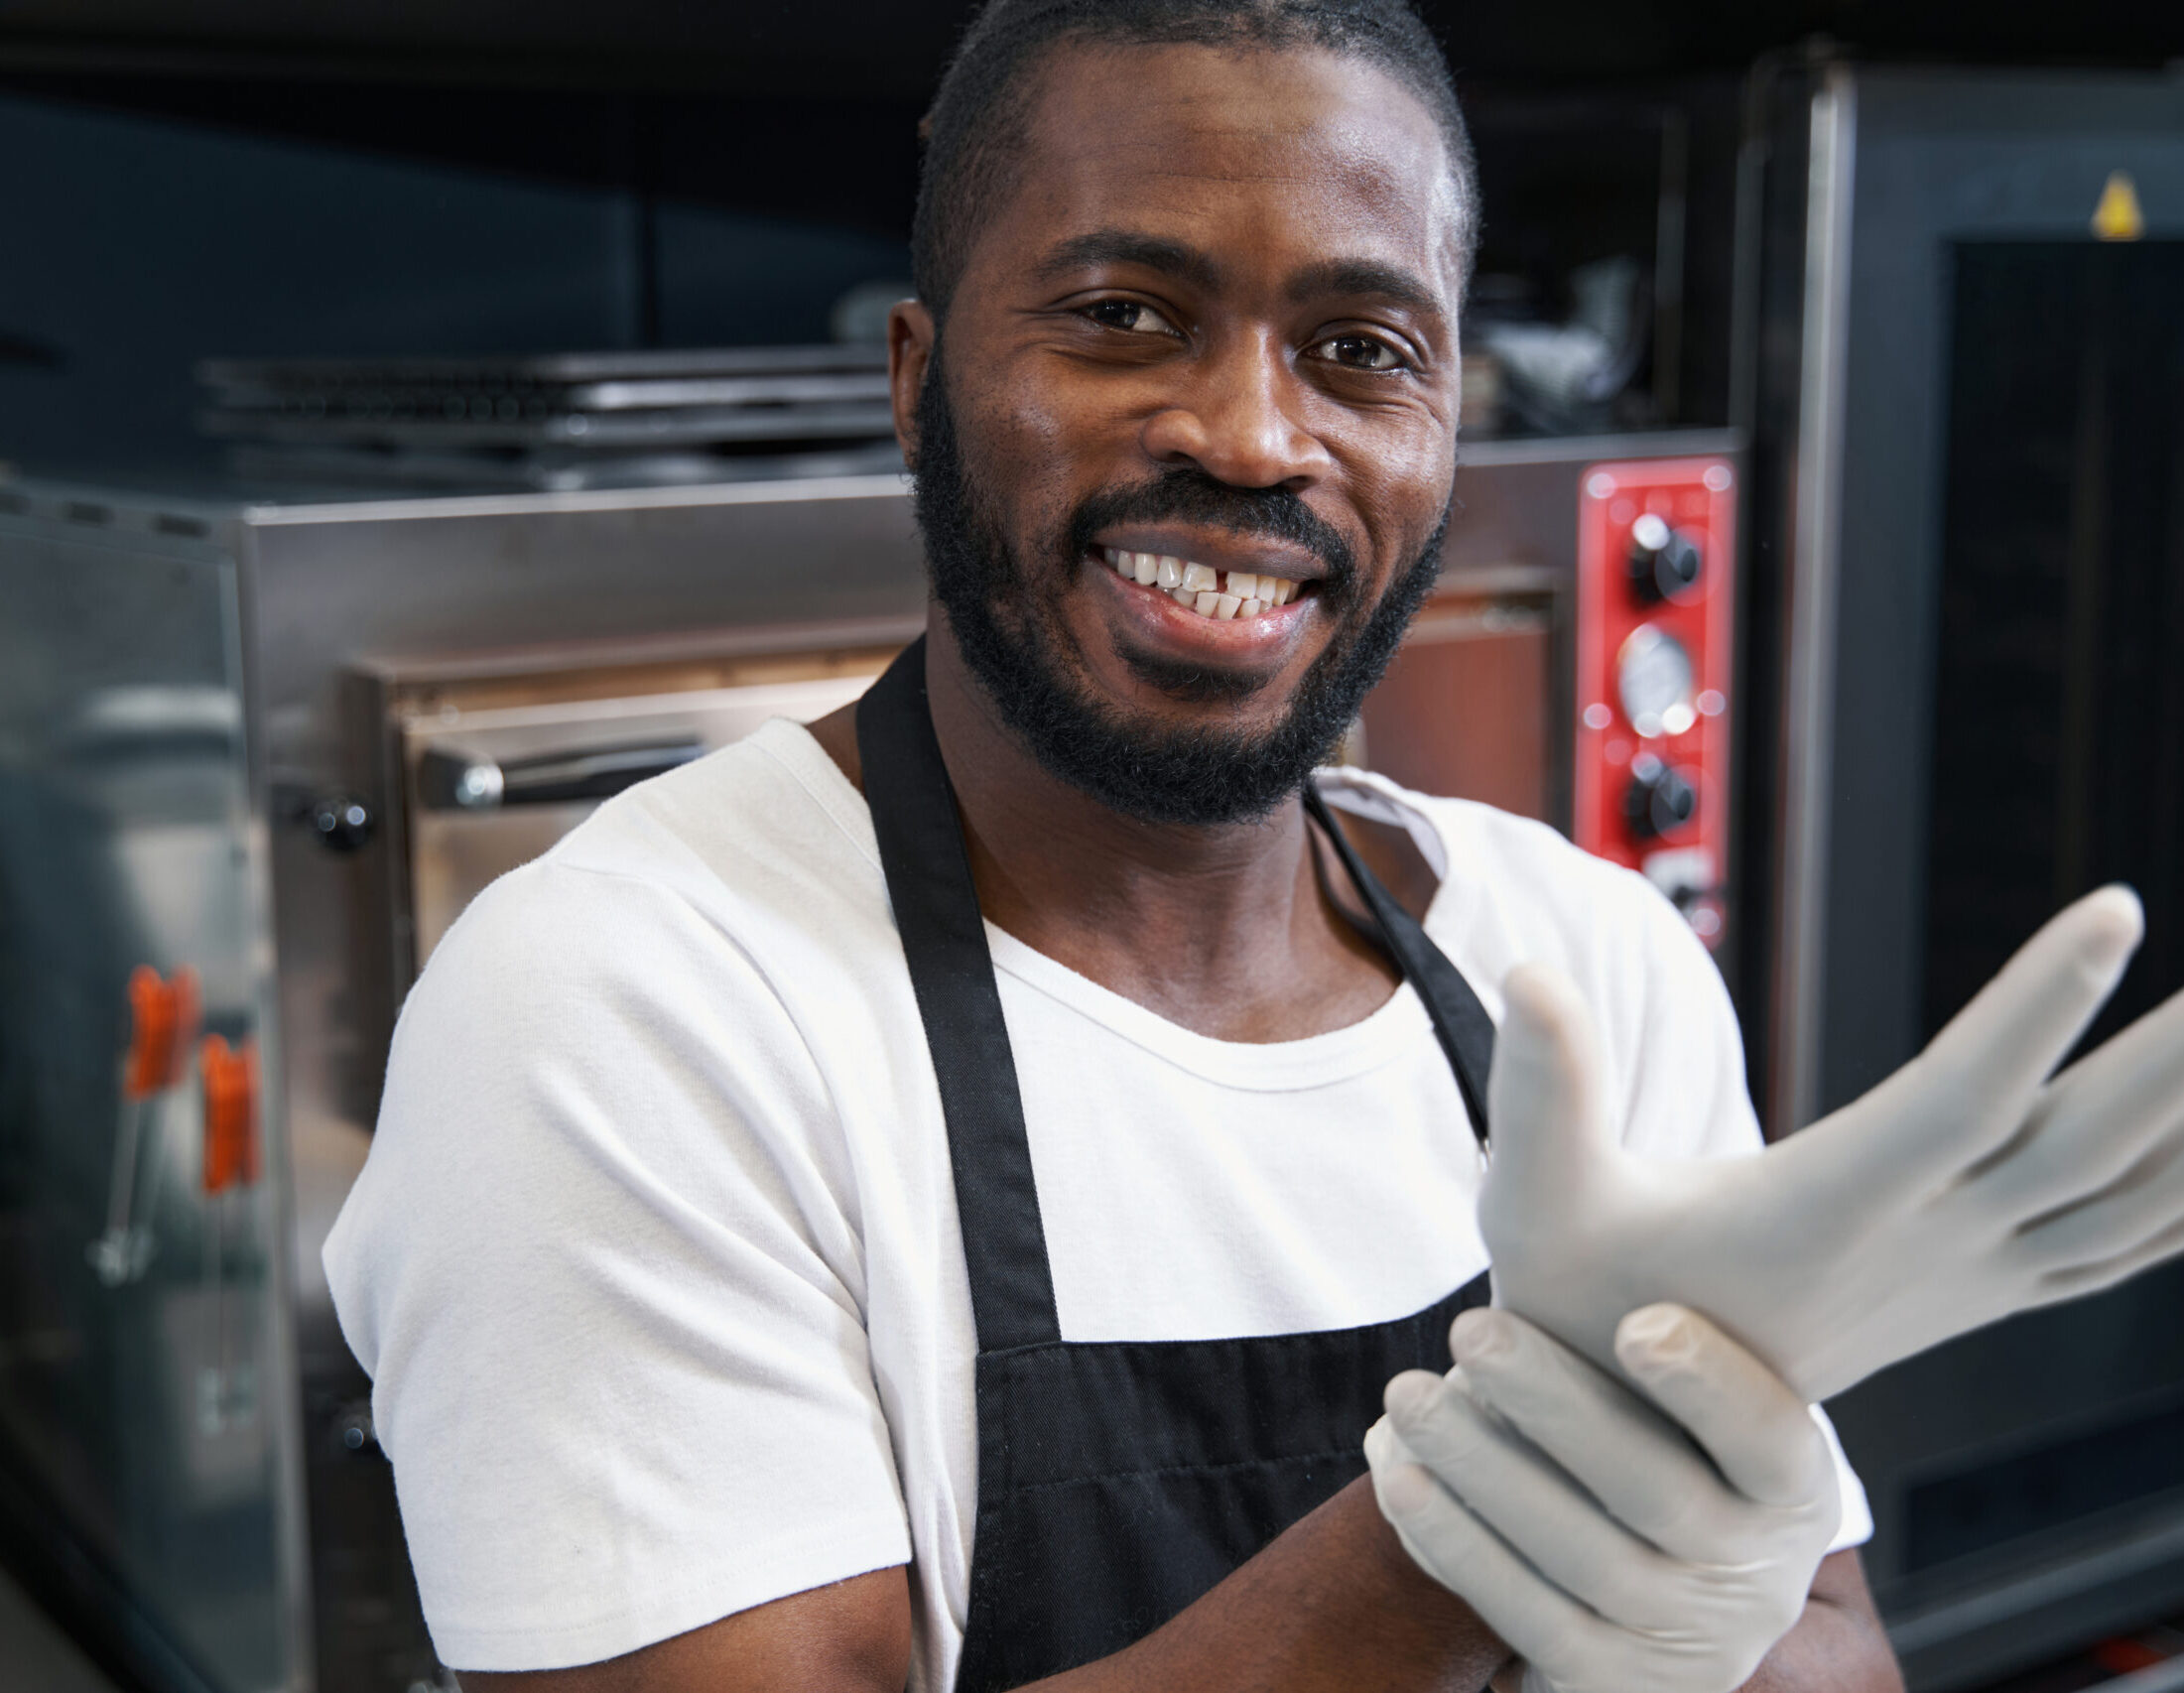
[406,717,890,1050]
[460,717,874,927]
[1321,766,1673,952]
[549,716,873,893]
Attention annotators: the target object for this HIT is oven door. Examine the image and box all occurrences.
[1747,65,2184,1689]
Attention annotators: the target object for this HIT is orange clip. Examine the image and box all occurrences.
[200,1035,260,1194]
[124,966,200,1101]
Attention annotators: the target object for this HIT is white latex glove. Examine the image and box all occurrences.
[1366,1303,1839,1693]
[1480,885,2184,1403]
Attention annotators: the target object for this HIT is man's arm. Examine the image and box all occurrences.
[1746,1549,1901,1693]
[460,1473,1508,1692]
[1488,1553,1899,1693]
[457,1495,1896,1693]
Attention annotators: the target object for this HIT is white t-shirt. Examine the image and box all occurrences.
[323,717,1872,1682]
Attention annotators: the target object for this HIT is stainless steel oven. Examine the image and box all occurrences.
[0,474,925,1693]
[1739,64,2184,1689]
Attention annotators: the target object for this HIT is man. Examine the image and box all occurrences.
[324,3,1902,1688]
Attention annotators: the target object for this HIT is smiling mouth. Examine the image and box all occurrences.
[1097,547,1308,621]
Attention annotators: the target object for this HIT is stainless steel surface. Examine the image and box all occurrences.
[1769,65,1856,1141]
[1740,63,2184,1689]
[0,517,306,1691]
[0,472,928,1693]
[1888,1507,2184,1693]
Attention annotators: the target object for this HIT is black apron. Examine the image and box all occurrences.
[856,639,1497,1691]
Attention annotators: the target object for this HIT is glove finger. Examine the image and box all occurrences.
[2016,1127,2184,1266]
[1443,1309,1735,1559]
[2031,1210,2184,1303]
[1368,1446,1627,1689]
[1612,1305,1836,1513]
[1865,887,2141,1185]
[1982,982,2184,1216]
[1385,1369,1686,1631]
[1482,965,1615,1220]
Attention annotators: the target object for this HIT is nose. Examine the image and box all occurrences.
[1138,331,1336,490]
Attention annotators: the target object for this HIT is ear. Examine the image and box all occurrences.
[889,300,938,469]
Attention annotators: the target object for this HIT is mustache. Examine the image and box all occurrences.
[1061,467,1357,595]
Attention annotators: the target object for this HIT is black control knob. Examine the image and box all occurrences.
[1623,755,1698,842]
[1628,512,1702,603]
[310,795,375,852]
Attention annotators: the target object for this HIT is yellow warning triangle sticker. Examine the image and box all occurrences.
[2092,171,2144,242]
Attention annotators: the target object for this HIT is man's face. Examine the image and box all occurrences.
[901,42,1467,824]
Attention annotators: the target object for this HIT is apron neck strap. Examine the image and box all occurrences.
[857,638,1062,1352]
[1302,784,1493,1156]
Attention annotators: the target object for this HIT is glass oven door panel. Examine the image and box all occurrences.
[1926,238,2184,1057]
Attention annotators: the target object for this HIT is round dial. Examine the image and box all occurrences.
[1615,624,1697,739]
[1628,512,1704,603]
[1623,753,1700,841]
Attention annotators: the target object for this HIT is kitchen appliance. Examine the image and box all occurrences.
[1361,433,1745,960]
[0,430,1736,1692]
[1739,63,2184,1690]
[0,473,926,1693]
[1571,453,1738,947]
[195,347,901,491]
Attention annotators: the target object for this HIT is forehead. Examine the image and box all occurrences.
[982,41,1466,301]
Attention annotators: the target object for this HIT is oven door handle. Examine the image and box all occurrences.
[417,739,706,811]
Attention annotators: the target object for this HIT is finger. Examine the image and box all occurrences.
[2017,1129,2184,1266]
[1368,1446,1628,1685]
[1482,965,1615,1210]
[1385,1368,1685,1631]
[1983,982,2184,1216]
[1441,1309,1734,1559]
[1898,887,2142,1167]
[2031,1209,2184,1302]
[1612,1306,1836,1512]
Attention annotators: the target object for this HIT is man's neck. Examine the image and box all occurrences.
[809,619,1426,1043]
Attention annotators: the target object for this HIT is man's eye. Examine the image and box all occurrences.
[1312,334,1406,372]
[1082,299,1178,335]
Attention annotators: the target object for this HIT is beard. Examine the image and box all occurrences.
[910,352,1451,827]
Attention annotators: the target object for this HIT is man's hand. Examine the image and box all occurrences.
[1480,885,2184,1403]
[1367,1305,1841,1693]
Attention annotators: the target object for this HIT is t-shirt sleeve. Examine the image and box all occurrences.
[321,856,910,1672]
[1614,879,1875,1555]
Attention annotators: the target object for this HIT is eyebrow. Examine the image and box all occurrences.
[1032,230,1223,292]
[1033,232,1447,325]
[1284,258,1446,321]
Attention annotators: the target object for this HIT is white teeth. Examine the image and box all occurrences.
[1107,549,1301,612]
[1213,592,1241,619]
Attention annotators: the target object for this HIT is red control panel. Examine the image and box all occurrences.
[1574,456,1737,948]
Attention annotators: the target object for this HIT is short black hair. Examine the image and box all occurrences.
[911,0,1478,321]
